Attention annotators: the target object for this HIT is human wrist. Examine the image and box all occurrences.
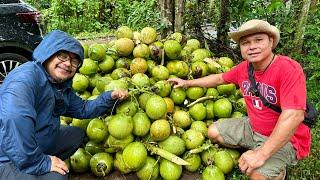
[186,79,195,87]
[103,91,115,100]
[111,91,117,99]
[255,146,272,161]
[184,80,190,87]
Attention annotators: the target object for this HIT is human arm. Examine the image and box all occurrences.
[239,109,304,175]
[167,73,225,88]
[66,89,128,119]
[0,80,51,175]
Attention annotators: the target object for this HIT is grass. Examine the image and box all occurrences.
[288,122,320,179]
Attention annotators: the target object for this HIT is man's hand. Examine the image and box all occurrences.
[167,77,188,88]
[111,90,129,100]
[50,155,69,175]
[238,149,268,175]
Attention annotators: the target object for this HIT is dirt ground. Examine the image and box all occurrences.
[69,170,201,180]
[79,36,115,45]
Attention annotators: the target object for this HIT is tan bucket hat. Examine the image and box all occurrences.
[228,19,280,49]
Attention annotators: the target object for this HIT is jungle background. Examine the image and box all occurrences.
[26,0,320,179]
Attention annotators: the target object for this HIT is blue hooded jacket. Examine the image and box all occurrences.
[0,30,116,175]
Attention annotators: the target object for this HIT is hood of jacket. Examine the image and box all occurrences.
[32,29,84,65]
[32,29,84,85]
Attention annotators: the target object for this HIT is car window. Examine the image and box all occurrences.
[0,0,20,4]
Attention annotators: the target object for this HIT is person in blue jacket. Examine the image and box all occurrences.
[0,30,128,180]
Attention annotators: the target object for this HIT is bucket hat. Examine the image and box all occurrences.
[228,19,280,49]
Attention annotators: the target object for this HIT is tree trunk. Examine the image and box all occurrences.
[158,0,174,37]
[310,0,318,12]
[99,0,106,24]
[291,0,311,55]
[168,0,175,34]
[174,0,185,33]
[217,0,230,45]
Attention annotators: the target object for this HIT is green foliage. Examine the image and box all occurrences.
[26,0,162,35]
[112,0,162,30]
[289,122,320,179]
[25,0,50,9]
[288,3,320,111]
[228,0,286,25]
[184,0,220,34]
[228,0,290,44]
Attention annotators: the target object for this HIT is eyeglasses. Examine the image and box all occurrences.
[56,52,81,68]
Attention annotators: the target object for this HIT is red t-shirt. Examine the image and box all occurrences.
[222,55,311,160]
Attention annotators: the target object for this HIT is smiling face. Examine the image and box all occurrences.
[239,33,274,64]
[44,51,81,83]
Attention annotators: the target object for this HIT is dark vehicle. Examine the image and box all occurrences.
[0,0,43,83]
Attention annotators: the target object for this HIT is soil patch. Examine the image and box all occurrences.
[79,36,116,45]
[69,170,201,180]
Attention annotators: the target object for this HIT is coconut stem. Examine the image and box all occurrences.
[161,49,165,66]
[166,114,176,134]
[97,162,106,176]
[187,96,215,107]
[172,125,177,134]
[146,157,160,180]
[188,142,213,154]
[148,145,190,166]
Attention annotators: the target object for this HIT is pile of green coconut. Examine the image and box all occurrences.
[62,26,247,180]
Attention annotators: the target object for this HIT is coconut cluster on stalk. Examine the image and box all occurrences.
[64,26,247,179]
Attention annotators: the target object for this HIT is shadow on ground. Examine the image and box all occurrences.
[69,170,201,180]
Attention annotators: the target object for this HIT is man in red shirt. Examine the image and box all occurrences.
[168,19,310,179]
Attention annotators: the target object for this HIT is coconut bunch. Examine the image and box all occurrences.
[63,26,248,179]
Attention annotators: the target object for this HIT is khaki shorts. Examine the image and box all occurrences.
[214,117,297,179]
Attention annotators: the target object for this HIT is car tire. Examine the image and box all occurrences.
[0,53,28,83]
